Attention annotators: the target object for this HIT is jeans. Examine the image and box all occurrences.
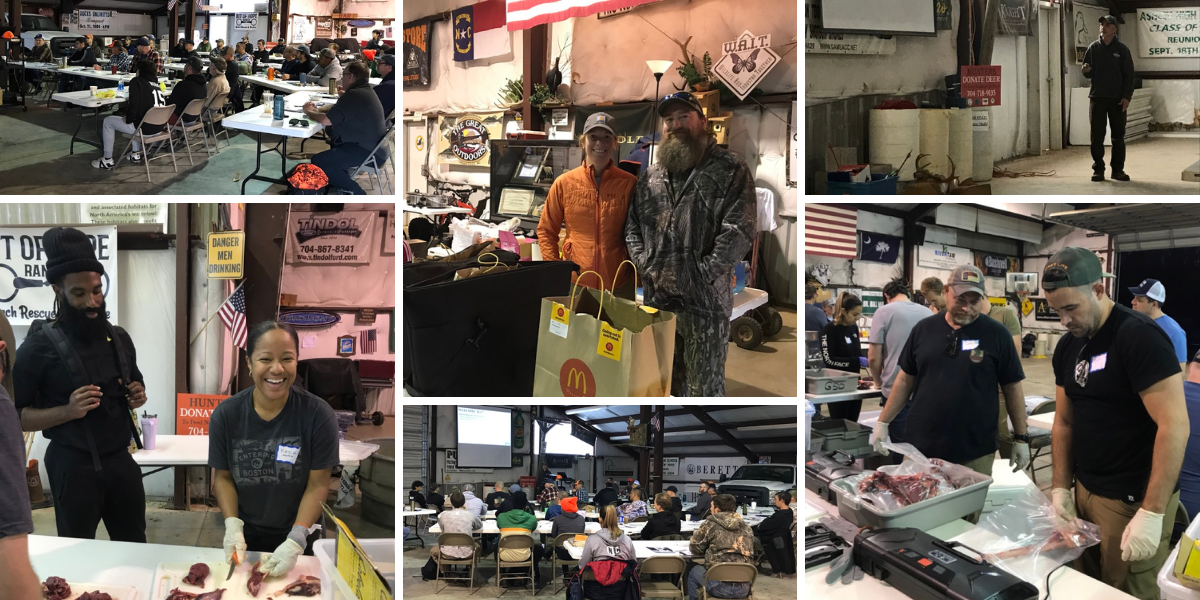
[312,143,374,194]
[102,116,141,159]
[1090,97,1127,174]
[686,566,751,600]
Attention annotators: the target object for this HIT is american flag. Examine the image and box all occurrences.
[805,204,859,259]
[506,0,658,31]
[651,414,660,432]
[360,329,377,354]
[218,282,248,349]
[167,0,177,11]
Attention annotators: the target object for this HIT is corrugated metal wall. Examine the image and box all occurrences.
[402,405,427,507]
[804,91,943,194]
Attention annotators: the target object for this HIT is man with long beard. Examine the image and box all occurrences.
[13,227,149,542]
[624,92,756,397]
[870,265,1030,523]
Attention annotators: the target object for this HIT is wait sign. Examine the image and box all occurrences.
[207,231,245,279]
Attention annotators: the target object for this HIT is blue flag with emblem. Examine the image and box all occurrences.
[452,0,509,62]
[857,231,901,264]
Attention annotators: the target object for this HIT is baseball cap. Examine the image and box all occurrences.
[584,112,616,135]
[947,265,987,298]
[378,54,395,67]
[658,91,704,117]
[1042,247,1114,290]
[1099,15,1117,25]
[34,34,44,40]
[318,47,337,59]
[296,45,310,55]
[666,486,678,493]
[509,483,520,493]
[1128,279,1166,303]
[135,37,151,48]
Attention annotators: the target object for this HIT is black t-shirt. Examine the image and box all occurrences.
[640,510,681,540]
[408,490,427,508]
[14,324,144,456]
[820,322,861,371]
[485,491,510,508]
[427,492,445,510]
[898,312,1024,463]
[1052,303,1181,502]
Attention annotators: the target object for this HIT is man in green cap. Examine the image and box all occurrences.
[1043,247,1187,600]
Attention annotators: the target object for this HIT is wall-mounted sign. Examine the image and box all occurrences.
[1034,298,1060,322]
[356,308,376,324]
[233,13,258,30]
[961,65,1002,107]
[332,13,358,19]
[918,243,974,270]
[0,226,119,326]
[286,210,378,264]
[403,18,433,89]
[176,393,228,436]
[337,334,356,356]
[315,16,333,38]
[77,10,115,32]
[712,30,780,100]
[206,231,245,279]
[436,113,505,166]
[278,311,341,328]
[347,19,375,27]
[1137,8,1200,58]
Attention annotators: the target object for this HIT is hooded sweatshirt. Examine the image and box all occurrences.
[689,511,755,566]
[496,502,538,561]
[640,509,681,540]
[165,73,208,122]
[550,508,587,539]
[125,75,166,134]
[577,528,635,567]
[462,491,486,516]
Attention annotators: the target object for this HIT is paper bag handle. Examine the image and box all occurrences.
[611,260,641,305]
[476,252,505,274]
[569,270,605,319]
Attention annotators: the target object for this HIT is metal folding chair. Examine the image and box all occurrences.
[113,104,178,183]
[349,125,394,194]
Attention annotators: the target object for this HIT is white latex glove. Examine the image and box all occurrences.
[1010,442,1030,472]
[259,538,305,577]
[223,517,247,566]
[1051,488,1077,524]
[1121,508,1164,563]
[871,422,890,456]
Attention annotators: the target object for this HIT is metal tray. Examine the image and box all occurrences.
[830,468,993,531]
[805,368,860,395]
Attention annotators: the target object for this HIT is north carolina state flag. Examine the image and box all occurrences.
[453,0,511,61]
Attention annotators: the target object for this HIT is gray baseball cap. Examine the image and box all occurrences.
[948,265,987,298]
[318,47,337,59]
[583,112,616,135]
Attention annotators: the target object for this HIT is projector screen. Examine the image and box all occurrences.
[820,0,936,36]
[457,406,512,468]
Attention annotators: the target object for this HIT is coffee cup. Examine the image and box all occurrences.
[90,86,98,96]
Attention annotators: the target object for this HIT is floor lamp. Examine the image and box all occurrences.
[646,60,673,170]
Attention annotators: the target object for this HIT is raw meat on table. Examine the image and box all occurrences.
[42,576,71,600]
[857,471,943,507]
[280,575,321,596]
[166,589,226,600]
[183,563,210,586]
[78,593,113,600]
[248,563,267,597]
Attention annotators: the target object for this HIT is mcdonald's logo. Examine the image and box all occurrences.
[559,358,596,397]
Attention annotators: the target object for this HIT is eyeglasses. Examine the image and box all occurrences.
[945,330,962,358]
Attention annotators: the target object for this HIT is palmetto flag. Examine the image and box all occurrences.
[857,231,902,264]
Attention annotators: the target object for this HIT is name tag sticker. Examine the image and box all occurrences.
[962,339,981,351]
[845,336,853,344]
[1090,352,1108,373]
[276,444,300,464]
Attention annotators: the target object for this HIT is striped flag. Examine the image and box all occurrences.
[506,0,659,31]
[218,282,248,349]
[453,0,511,61]
[167,0,177,11]
[360,329,377,354]
[805,204,859,259]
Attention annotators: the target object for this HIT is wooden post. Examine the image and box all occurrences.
[520,24,548,131]
[979,0,1000,65]
[638,406,651,492]
[237,203,289,392]
[9,1,21,40]
[172,3,179,49]
[188,0,196,43]
[173,204,191,510]
[280,0,290,46]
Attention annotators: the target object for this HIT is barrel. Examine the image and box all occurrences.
[869,109,920,181]
[358,437,395,529]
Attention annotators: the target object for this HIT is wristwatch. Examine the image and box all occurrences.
[1013,433,1032,444]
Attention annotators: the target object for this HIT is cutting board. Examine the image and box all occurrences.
[58,583,139,600]
[152,562,325,600]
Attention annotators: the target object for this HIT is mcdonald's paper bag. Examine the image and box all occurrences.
[533,288,675,397]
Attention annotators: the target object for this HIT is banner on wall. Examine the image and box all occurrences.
[315,16,333,38]
[286,211,378,264]
[1137,9,1200,58]
[291,15,312,44]
[856,231,901,264]
[997,0,1033,36]
[77,10,115,31]
[671,456,750,481]
[437,113,505,166]
[234,12,258,30]
[918,243,973,270]
[403,18,433,88]
[0,226,120,326]
[976,253,1017,277]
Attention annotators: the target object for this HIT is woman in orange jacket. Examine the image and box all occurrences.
[536,112,638,299]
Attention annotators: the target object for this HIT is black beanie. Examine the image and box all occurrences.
[44,227,105,285]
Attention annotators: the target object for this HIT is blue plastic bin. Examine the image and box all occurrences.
[827,174,898,195]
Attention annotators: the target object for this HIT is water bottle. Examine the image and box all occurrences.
[117,81,124,93]
[328,77,336,96]
[140,412,157,450]
[273,93,285,121]
[618,515,624,526]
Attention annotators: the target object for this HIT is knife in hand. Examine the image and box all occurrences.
[226,555,238,581]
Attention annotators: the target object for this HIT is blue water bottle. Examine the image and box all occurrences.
[273,93,285,121]
[117,81,124,93]
[619,515,624,526]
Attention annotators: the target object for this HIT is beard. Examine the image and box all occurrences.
[658,127,706,173]
[949,308,978,326]
[57,293,110,340]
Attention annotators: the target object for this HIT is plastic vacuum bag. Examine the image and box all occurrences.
[973,485,1101,584]
[850,441,982,512]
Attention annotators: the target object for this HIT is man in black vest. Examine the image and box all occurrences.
[13,227,149,542]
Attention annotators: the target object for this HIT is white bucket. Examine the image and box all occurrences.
[869,109,920,181]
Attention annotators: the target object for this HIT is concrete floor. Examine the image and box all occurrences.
[990,136,1200,195]
[726,307,798,397]
[400,527,800,599]
[29,418,396,545]
[0,101,394,195]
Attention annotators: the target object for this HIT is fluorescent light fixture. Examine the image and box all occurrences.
[611,431,692,440]
[646,60,673,75]
[565,406,610,416]
[735,423,796,432]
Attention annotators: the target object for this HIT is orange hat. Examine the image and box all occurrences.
[2,32,14,39]
[363,49,376,61]
[561,497,578,513]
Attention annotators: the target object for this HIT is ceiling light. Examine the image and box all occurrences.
[565,406,610,416]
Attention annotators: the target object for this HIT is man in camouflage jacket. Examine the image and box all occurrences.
[687,494,754,600]
[625,93,756,397]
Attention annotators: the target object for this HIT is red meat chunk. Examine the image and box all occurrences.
[166,589,199,600]
[183,563,211,587]
[78,593,114,600]
[42,577,71,600]
[248,562,267,597]
[856,471,942,507]
[281,575,321,597]
[196,590,226,600]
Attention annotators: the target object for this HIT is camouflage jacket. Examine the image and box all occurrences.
[688,511,755,565]
[624,138,756,319]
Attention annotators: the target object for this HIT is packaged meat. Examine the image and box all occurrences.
[247,563,267,597]
[42,576,71,600]
[850,441,978,511]
[280,575,320,597]
[971,485,1101,585]
[182,563,210,587]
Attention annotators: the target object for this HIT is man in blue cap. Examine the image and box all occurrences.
[1129,278,1187,367]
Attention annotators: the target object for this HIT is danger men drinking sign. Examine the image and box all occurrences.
[960,65,1002,107]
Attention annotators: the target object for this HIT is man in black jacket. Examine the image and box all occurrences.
[592,482,618,508]
[164,57,207,126]
[687,482,715,520]
[170,38,188,59]
[61,38,96,92]
[270,38,288,55]
[304,61,387,194]
[756,492,795,577]
[641,494,682,540]
[92,59,165,169]
[1083,15,1136,182]
[666,486,684,513]
[253,39,271,63]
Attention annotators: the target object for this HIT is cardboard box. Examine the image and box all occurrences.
[1173,534,1200,591]
[518,240,536,261]
[693,90,720,118]
[408,240,429,260]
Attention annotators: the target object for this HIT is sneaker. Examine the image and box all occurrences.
[1111,171,1130,181]
[1091,173,1104,182]
[130,151,143,164]
[91,157,115,170]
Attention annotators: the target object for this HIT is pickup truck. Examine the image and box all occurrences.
[717,464,797,506]
[2,14,78,59]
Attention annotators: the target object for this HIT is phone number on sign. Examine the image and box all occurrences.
[300,245,356,253]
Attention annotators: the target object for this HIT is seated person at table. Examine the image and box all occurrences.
[204,56,231,110]
[426,484,445,513]
[617,489,648,520]
[577,506,635,568]
[550,496,587,573]
[86,34,105,60]
[408,480,427,508]
[545,491,568,519]
[91,59,165,170]
[281,46,313,81]
[641,493,682,541]
[170,38,188,59]
[303,61,387,195]
[179,41,198,61]
[687,482,715,520]
[666,486,684,513]
[308,48,343,86]
[513,491,536,516]
[107,41,132,74]
[198,38,212,53]
[592,483,617,508]
[214,39,226,54]
[271,38,288,55]
[485,481,511,509]
[254,39,271,63]
[428,491,481,562]
[495,498,546,585]
[756,491,796,578]
[277,46,299,78]
[25,34,53,93]
[462,483,486,516]
[220,46,239,91]
[163,57,207,126]
[133,37,162,74]
[374,54,394,117]
[61,37,96,92]
[234,42,253,66]
[688,494,754,600]
[537,481,557,506]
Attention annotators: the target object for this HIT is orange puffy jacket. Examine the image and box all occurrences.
[537,161,638,292]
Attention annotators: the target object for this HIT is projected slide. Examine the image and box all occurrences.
[458,406,512,468]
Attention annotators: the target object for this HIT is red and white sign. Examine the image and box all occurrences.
[519,476,537,488]
[506,0,658,31]
[960,65,1002,107]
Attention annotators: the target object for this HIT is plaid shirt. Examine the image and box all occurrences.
[110,51,133,74]
[135,49,164,73]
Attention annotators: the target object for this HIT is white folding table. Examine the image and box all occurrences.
[562,539,694,561]
[220,91,329,194]
[428,520,603,535]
